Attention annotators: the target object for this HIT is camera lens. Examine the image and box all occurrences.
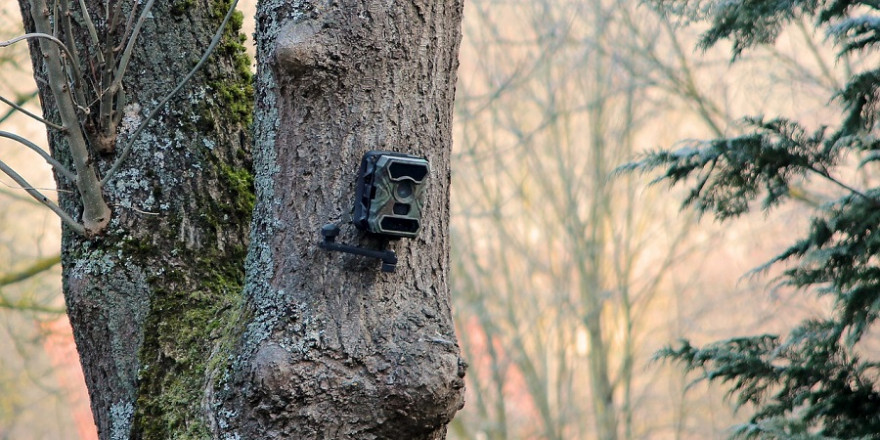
[396,181,414,199]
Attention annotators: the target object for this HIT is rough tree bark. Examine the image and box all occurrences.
[17,0,464,438]
[212,1,466,438]
[19,0,254,437]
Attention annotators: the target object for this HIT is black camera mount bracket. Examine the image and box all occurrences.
[318,223,398,273]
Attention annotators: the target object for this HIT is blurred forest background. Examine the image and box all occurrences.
[0,0,864,438]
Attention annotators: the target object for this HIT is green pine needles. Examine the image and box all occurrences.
[626,0,880,438]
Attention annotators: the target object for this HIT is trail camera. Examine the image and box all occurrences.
[352,151,429,238]
[318,151,429,273]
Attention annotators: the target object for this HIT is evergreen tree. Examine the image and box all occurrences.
[625,1,880,438]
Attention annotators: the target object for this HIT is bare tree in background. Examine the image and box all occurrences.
[450,1,699,438]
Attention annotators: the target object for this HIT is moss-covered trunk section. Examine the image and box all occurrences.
[18,0,253,438]
[213,0,467,438]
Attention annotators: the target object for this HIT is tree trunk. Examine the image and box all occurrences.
[19,0,252,437]
[212,1,466,438]
[18,0,464,438]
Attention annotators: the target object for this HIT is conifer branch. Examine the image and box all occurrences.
[637,1,880,436]
[806,164,880,207]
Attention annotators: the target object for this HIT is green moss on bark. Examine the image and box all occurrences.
[133,246,247,439]
[130,167,252,438]
[208,0,254,126]
[130,172,253,439]
[129,0,255,437]
[217,161,256,220]
[170,0,195,16]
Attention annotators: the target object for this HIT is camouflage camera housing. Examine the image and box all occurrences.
[353,151,429,238]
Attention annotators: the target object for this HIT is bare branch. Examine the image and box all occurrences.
[30,0,110,235]
[76,0,103,64]
[0,32,83,81]
[58,0,91,105]
[97,0,153,152]
[113,0,139,53]
[103,0,241,185]
[0,296,65,314]
[0,157,85,235]
[0,90,40,124]
[0,32,65,51]
[97,4,120,150]
[0,131,76,181]
[108,0,156,95]
[0,95,65,131]
[0,255,61,287]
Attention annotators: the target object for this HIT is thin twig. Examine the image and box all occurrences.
[0,95,65,131]
[77,0,103,64]
[99,8,118,140]
[0,186,44,206]
[0,179,73,193]
[114,203,160,216]
[0,157,85,235]
[113,0,139,52]
[107,0,155,95]
[0,131,76,182]
[51,0,60,35]
[808,165,880,206]
[0,32,66,50]
[103,0,241,185]
[58,0,89,105]
[98,0,152,145]
[0,33,84,81]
